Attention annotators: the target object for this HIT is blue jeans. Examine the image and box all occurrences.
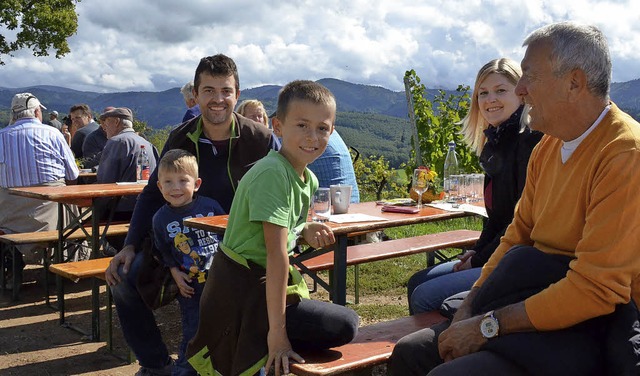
[110,251,171,370]
[174,281,205,376]
[407,261,481,314]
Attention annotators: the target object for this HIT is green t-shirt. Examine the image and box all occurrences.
[222,150,317,268]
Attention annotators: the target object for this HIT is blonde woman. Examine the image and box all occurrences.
[236,99,269,127]
[407,58,542,314]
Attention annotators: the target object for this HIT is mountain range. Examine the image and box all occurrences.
[1,78,639,167]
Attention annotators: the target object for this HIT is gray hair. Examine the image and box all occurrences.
[180,81,195,101]
[12,108,37,123]
[523,21,611,100]
[121,119,133,128]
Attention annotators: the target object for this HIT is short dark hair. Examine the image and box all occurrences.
[69,103,92,117]
[193,54,239,93]
[276,80,336,121]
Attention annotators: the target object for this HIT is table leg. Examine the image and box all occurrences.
[90,199,101,342]
[332,235,349,306]
[56,203,65,323]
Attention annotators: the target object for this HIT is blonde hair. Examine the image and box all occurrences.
[158,149,198,179]
[460,58,524,155]
[236,99,268,126]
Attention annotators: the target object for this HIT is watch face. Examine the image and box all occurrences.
[480,317,499,338]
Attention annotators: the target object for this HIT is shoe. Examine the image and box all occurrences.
[134,359,174,376]
[101,243,118,257]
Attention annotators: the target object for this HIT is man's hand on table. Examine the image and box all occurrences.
[105,244,135,286]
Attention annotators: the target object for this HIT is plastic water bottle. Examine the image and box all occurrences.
[137,145,150,182]
[443,141,459,201]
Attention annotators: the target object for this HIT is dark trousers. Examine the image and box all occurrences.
[389,246,640,376]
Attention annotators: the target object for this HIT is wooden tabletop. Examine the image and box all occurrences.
[184,201,470,235]
[8,182,146,203]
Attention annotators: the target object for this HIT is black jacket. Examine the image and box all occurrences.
[124,113,279,249]
[471,106,543,267]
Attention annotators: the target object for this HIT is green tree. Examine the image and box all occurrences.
[146,125,173,152]
[354,153,406,201]
[0,0,80,65]
[404,69,480,183]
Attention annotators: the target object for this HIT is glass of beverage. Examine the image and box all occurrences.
[412,168,431,209]
[312,188,331,222]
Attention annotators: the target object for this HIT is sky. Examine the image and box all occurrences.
[1,0,639,94]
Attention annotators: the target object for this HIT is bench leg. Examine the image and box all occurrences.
[106,283,113,351]
[354,265,360,305]
[10,247,22,301]
[57,274,66,325]
[0,244,6,292]
[91,278,101,341]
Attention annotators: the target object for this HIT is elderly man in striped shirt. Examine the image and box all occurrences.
[0,92,79,288]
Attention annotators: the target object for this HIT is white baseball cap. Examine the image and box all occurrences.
[11,92,46,113]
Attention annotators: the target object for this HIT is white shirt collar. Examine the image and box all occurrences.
[561,105,611,163]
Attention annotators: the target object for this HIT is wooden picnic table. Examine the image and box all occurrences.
[185,201,476,305]
[8,182,145,341]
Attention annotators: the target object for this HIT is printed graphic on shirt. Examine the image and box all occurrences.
[164,213,218,283]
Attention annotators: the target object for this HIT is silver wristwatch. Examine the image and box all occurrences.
[480,310,500,339]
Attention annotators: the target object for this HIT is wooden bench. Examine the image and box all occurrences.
[49,257,118,349]
[0,223,129,301]
[49,257,134,362]
[290,310,448,375]
[296,229,480,302]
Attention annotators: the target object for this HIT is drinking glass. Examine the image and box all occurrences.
[312,188,331,222]
[412,169,431,209]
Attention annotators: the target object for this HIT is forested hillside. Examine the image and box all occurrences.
[2,77,639,168]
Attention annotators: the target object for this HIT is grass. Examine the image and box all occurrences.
[316,217,484,323]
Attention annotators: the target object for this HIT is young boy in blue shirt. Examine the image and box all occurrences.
[152,149,224,376]
[187,80,359,376]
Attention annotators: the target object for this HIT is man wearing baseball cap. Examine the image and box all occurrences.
[0,93,79,294]
[95,107,158,225]
[48,110,62,131]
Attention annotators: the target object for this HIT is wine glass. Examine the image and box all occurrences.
[412,168,430,209]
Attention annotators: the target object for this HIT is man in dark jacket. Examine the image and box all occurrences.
[105,54,280,376]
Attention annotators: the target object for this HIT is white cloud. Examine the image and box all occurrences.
[0,0,639,93]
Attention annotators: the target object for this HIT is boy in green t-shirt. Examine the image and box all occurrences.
[187,80,359,376]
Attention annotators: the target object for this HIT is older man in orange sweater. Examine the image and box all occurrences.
[390,21,640,376]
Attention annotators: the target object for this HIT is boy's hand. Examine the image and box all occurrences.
[302,222,335,249]
[170,267,194,298]
[265,327,304,376]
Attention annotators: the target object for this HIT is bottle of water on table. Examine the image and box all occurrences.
[137,145,150,183]
[443,141,459,201]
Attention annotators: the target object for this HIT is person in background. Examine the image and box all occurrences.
[237,99,269,127]
[47,110,62,131]
[105,54,280,376]
[61,122,72,146]
[152,149,224,376]
[69,104,99,158]
[81,106,113,169]
[180,81,201,123]
[0,93,78,289]
[390,21,640,375]
[308,130,360,203]
[96,107,158,221]
[406,58,542,315]
[186,80,358,376]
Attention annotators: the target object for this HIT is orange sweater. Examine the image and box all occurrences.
[474,103,640,331]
